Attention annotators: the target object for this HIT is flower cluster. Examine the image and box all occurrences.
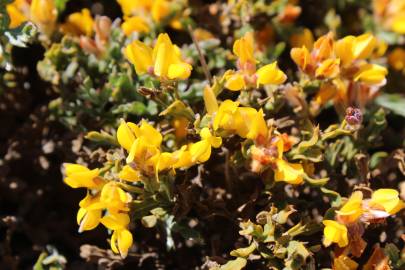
[323,189,404,248]
[223,32,286,91]
[3,0,405,268]
[291,32,388,112]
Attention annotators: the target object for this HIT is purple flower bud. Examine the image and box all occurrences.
[345,107,363,126]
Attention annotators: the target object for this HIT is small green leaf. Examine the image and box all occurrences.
[230,242,256,258]
[220,257,247,270]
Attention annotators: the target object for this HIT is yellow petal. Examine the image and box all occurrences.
[290,46,311,71]
[322,220,348,248]
[335,36,355,67]
[121,16,149,36]
[233,32,255,65]
[392,16,405,34]
[30,0,57,26]
[354,64,388,85]
[190,140,211,163]
[336,191,363,224]
[64,163,100,189]
[117,120,136,151]
[125,40,153,75]
[151,0,169,22]
[101,213,130,230]
[119,165,141,182]
[370,188,405,215]
[315,58,340,78]
[274,160,304,185]
[353,33,376,59]
[138,120,162,147]
[203,85,218,115]
[117,229,133,258]
[225,73,245,91]
[168,62,192,80]
[256,62,287,86]
[6,4,27,28]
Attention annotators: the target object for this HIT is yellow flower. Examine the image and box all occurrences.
[101,212,133,258]
[256,62,287,86]
[369,188,405,215]
[6,0,28,28]
[335,33,376,67]
[77,193,102,232]
[333,255,358,270]
[189,128,222,163]
[117,0,151,17]
[61,8,94,36]
[336,191,364,224]
[171,145,194,169]
[388,48,405,72]
[119,165,141,182]
[213,100,268,141]
[274,159,304,185]
[233,32,255,66]
[121,16,150,36]
[392,15,405,34]
[30,0,57,28]
[290,46,313,72]
[117,120,163,167]
[315,58,340,78]
[125,33,192,80]
[125,40,154,75]
[224,72,246,91]
[203,85,218,115]
[100,182,132,212]
[322,220,349,248]
[151,0,170,23]
[111,228,133,258]
[313,32,334,62]
[64,163,102,189]
[354,64,388,85]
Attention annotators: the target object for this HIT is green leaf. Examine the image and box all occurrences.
[220,257,247,270]
[375,93,405,118]
[230,243,256,258]
[112,101,147,115]
[55,0,69,13]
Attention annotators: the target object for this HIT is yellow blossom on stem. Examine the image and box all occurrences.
[189,128,222,163]
[30,0,57,31]
[100,182,132,212]
[388,48,405,72]
[77,193,103,232]
[322,220,349,248]
[369,188,405,215]
[336,191,364,224]
[6,0,28,28]
[354,64,388,85]
[125,33,192,80]
[121,16,150,36]
[61,8,94,36]
[224,32,286,91]
[273,137,304,185]
[64,163,102,189]
[119,165,141,182]
[101,212,133,258]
